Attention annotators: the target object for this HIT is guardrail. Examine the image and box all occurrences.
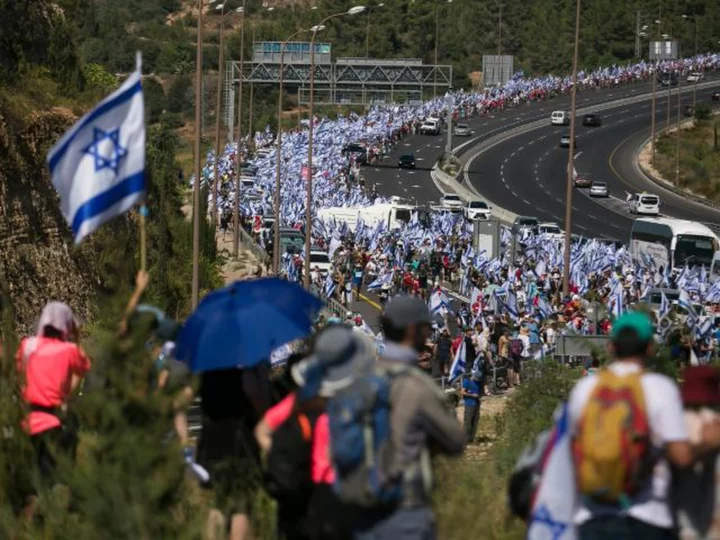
[237,226,271,265]
[635,111,720,215]
[553,334,610,360]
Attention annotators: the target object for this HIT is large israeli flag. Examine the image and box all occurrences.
[48,55,145,243]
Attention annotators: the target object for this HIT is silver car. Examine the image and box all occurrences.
[589,181,609,198]
[454,123,472,137]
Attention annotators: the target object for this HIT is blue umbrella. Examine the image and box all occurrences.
[176,278,324,373]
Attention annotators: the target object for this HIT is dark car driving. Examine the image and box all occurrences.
[582,114,601,127]
[341,143,368,164]
[398,154,416,169]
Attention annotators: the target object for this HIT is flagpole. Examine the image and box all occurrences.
[140,205,148,272]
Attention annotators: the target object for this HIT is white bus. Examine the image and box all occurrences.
[630,217,720,271]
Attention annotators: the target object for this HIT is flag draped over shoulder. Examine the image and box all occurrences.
[48,56,146,243]
[527,403,577,540]
[448,339,466,383]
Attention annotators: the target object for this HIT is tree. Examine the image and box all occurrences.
[144,77,167,125]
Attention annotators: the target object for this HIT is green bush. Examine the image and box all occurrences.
[695,103,711,122]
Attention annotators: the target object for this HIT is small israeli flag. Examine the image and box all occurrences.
[48,54,145,243]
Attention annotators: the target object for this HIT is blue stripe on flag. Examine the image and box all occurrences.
[48,80,143,174]
[71,171,145,234]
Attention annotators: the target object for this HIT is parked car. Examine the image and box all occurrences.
[582,114,601,127]
[306,248,332,277]
[511,216,539,235]
[341,143,368,164]
[454,123,472,137]
[398,154,416,169]
[686,72,704,83]
[712,92,720,102]
[559,133,577,148]
[659,71,678,87]
[419,118,441,135]
[464,200,491,220]
[440,194,463,211]
[538,222,564,241]
[589,181,610,197]
[551,111,569,126]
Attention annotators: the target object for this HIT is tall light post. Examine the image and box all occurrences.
[683,14,699,109]
[304,5,366,290]
[496,0,503,56]
[232,0,247,260]
[650,19,661,167]
[675,74,683,186]
[433,0,452,99]
[192,0,205,309]
[365,3,384,58]
[274,27,317,275]
[211,2,243,229]
[562,0,581,297]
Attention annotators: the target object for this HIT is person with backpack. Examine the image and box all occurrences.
[257,325,372,540]
[568,312,720,540]
[332,295,464,539]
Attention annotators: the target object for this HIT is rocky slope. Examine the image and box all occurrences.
[0,102,96,335]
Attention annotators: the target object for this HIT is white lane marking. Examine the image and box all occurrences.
[574,151,582,159]
[522,199,531,205]
[510,190,518,197]
[415,157,425,161]
[411,184,421,188]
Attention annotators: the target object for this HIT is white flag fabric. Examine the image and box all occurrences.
[48,57,145,243]
[527,403,578,540]
[448,339,466,383]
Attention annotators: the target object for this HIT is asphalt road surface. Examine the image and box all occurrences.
[465,82,720,242]
[361,77,717,208]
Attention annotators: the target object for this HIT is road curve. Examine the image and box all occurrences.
[463,80,720,243]
[361,77,693,210]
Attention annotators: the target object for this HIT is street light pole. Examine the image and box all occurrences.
[675,74,682,186]
[211,2,226,230]
[433,4,439,99]
[274,28,312,275]
[562,0,581,297]
[365,3,384,59]
[192,0,205,309]
[304,6,366,290]
[232,0,246,260]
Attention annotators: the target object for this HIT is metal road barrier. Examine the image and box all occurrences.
[237,226,270,265]
[553,334,610,362]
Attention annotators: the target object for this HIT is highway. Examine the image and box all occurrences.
[362,78,679,207]
[463,81,720,242]
[353,76,720,325]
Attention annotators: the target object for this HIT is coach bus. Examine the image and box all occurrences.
[630,217,720,272]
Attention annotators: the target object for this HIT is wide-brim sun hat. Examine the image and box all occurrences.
[291,326,372,397]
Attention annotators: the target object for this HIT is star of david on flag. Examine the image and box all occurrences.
[47,53,145,244]
[83,127,128,174]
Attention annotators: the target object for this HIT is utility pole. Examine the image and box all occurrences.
[232,0,246,260]
[192,0,204,309]
[635,11,641,58]
[562,0,581,297]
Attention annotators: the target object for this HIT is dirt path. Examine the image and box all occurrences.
[216,230,264,284]
[457,390,513,462]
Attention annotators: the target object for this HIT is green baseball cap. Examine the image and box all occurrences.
[611,312,653,342]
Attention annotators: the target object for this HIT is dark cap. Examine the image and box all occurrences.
[383,296,432,329]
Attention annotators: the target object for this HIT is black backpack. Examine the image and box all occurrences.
[507,428,552,520]
[264,409,319,503]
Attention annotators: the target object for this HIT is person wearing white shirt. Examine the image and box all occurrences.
[567,312,720,539]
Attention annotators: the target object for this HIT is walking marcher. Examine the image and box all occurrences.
[569,312,720,540]
[348,295,464,539]
[462,369,482,445]
[16,302,91,517]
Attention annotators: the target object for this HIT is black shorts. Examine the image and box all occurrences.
[196,416,262,516]
[31,426,76,485]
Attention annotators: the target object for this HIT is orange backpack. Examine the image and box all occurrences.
[573,369,651,504]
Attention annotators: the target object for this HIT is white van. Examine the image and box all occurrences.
[551,111,569,126]
[628,193,660,216]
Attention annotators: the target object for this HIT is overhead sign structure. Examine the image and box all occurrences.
[482,55,514,87]
[649,41,678,61]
